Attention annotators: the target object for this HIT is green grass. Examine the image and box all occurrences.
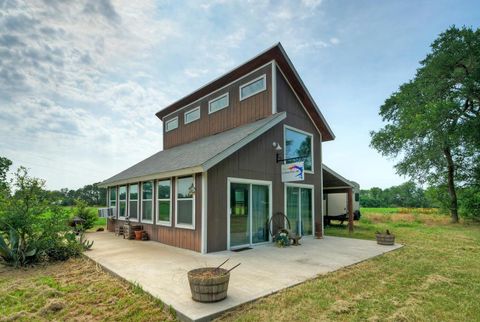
[2,208,479,321]
[218,209,480,321]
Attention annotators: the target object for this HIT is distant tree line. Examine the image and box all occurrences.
[47,184,107,207]
[360,182,433,208]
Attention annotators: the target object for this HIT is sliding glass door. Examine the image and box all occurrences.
[229,180,271,249]
[286,185,313,236]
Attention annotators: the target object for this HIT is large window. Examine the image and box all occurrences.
[165,117,178,132]
[176,176,195,229]
[141,181,153,223]
[208,93,229,114]
[157,179,171,225]
[240,74,266,100]
[284,126,313,172]
[109,187,117,217]
[184,106,200,124]
[129,184,139,221]
[118,186,127,218]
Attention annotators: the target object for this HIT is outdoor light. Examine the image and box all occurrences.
[272,142,282,151]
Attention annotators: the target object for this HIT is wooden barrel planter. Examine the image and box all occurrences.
[376,232,395,245]
[187,268,230,302]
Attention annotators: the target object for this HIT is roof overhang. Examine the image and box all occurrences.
[322,164,359,189]
[98,112,287,188]
[155,43,335,142]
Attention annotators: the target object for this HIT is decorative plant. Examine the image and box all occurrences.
[73,199,97,230]
[79,230,94,250]
[274,231,290,247]
[376,229,393,235]
[0,229,37,267]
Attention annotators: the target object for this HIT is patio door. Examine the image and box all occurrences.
[229,179,271,249]
[286,185,313,236]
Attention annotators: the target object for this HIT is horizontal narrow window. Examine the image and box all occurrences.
[184,106,200,124]
[208,93,229,114]
[240,74,266,100]
[176,176,195,229]
[141,181,153,223]
[118,186,127,218]
[128,184,138,221]
[165,117,178,132]
[157,179,171,225]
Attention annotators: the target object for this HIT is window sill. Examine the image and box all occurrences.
[157,221,172,227]
[175,223,195,230]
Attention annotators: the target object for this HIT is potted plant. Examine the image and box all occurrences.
[134,230,143,240]
[274,229,290,247]
[187,259,240,303]
[376,230,395,245]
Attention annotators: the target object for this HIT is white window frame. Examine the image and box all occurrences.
[108,187,117,218]
[165,116,178,132]
[283,124,314,174]
[128,183,139,222]
[184,106,201,124]
[156,178,172,226]
[175,175,195,230]
[284,183,315,237]
[239,74,267,101]
[118,185,127,219]
[141,181,154,224]
[208,93,229,114]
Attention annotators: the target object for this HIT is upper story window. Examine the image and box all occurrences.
[208,93,229,114]
[284,126,314,172]
[128,184,139,221]
[240,74,266,101]
[165,117,178,132]
[118,186,127,218]
[184,106,200,124]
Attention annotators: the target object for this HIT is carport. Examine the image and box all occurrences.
[322,164,359,232]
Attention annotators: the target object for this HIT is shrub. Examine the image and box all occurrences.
[73,199,97,230]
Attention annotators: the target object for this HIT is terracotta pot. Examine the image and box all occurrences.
[134,230,143,240]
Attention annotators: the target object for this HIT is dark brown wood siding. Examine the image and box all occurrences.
[206,68,323,252]
[163,64,273,149]
[108,173,202,252]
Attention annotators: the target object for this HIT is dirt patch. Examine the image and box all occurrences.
[330,299,354,314]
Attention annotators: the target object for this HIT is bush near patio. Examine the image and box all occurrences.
[0,158,92,267]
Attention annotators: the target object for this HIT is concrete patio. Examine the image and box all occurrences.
[84,232,402,322]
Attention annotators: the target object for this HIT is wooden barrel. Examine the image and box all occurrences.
[376,234,395,245]
[187,268,230,302]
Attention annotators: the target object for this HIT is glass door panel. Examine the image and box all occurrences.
[301,188,313,235]
[286,186,300,235]
[252,184,269,244]
[230,183,250,247]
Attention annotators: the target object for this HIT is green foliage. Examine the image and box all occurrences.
[0,229,37,268]
[370,26,480,222]
[360,181,431,208]
[0,162,87,267]
[48,184,106,207]
[73,199,97,230]
[78,230,94,250]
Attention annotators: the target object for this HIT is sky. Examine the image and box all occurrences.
[0,0,479,190]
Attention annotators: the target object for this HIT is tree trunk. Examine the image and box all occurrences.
[443,147,459,223]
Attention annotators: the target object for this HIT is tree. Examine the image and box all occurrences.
[371,26,480,222]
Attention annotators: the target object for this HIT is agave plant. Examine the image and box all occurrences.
[78,230,94,251]
[0,229,37,267]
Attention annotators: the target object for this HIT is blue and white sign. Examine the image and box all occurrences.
[281,161,305,182]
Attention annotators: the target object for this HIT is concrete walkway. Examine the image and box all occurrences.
[84,232,402,322]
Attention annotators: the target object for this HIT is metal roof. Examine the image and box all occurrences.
[322,164,359,189]
[99,112,286,187]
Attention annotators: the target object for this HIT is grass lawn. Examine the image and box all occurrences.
[217,209,480,321]
[1,208,479,321]
[0,258,176,321]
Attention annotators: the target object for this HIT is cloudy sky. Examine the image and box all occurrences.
[0,0,479,190]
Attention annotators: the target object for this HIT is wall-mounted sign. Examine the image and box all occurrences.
[281,162,304,182]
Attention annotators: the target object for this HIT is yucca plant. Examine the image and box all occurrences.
[0,229,37,267]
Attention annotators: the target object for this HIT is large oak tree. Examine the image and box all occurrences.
[371,26,480,222]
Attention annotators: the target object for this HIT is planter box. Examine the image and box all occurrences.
[376,233,395,245]
[188,268,230,302]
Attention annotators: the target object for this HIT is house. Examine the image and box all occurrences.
[99,43,358,253]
